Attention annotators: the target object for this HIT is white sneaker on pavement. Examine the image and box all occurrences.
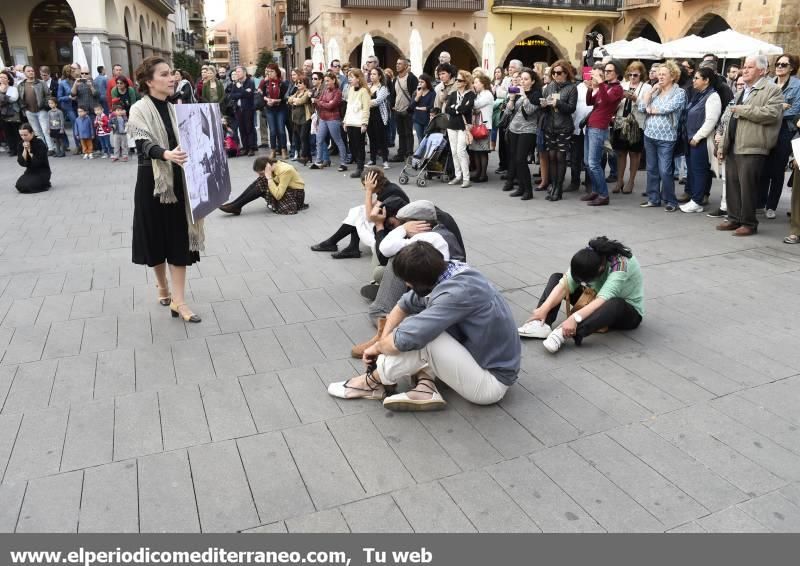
[518,320,552,339]
[766,209,776,219]
[543,327,566,354]
[679,200,704,213]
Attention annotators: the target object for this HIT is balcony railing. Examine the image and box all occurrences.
[493,0,620,10]
[619,0,659,9]
[418,0,483,10]
[287,0,310,24]
[340,0,411,9]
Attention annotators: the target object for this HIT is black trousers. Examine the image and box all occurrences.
[236,108,257,151]
[346,126,366,170]
[3,121,20,155]
[538,273,642,341]
[497,126,508,170]
[505,131,534,193]
[394,110,414,159]
[758,120,793,210]
[570,133,584,186]
[292,120,310,159]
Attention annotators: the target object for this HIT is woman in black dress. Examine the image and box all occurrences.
[128,57,204,323]
[16,123,51,193]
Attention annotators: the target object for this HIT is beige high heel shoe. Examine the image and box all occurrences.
[156,284,171,306]
[170,302,201,323]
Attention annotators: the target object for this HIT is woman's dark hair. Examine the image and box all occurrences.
[296,77,310,88]
[695,67,715,83]
[253,156,278,172]
[18,123,35,136]
[392,241,447,288]
[570,236,632,284]
[418,73,434,90]
[369,67,386,87]
[778,54,800,76]
[1,70,14,86]
[174,68,192,82]
[519,67,542,90]
[311,71,324,82]
[605,59,623,80]
[360,166,388,192]
[135,56,169,95]
[550,59,575,82]
[324,71,338,87]
[435,63,457,80]
[115,75,128,86]
[266,63,282,79]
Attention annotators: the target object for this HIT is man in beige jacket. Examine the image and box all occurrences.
[716,55,784,236]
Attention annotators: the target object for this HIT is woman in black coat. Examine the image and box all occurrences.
[129,57,203,323]
[16,123,51,193]
[170,69,195,104]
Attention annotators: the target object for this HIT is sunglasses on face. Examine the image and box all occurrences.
[604,69,615,73]
[552,70,564,76]
[455,78,465,82]
[81,73,90,76]
[627,73,639,77]
[776,62,791,68]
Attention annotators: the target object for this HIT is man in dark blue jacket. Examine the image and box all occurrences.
[229,66,257,156]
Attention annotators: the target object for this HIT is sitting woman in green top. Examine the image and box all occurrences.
[518,236,644,353]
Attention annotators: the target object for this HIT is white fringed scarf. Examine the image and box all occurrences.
[128,95,205,252]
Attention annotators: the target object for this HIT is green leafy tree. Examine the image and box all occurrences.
[255,48,276,77]
[172,51,202,83]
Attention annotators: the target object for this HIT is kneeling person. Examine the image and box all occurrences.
[519,236,644,353]
[329,241,520,411]
[219,156,307,215]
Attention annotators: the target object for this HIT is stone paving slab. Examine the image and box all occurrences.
[0,152,798,532]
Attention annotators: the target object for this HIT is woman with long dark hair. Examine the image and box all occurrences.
[501,68,542,200]
[0,71,21,156]
[367,67,391,169]
[519,236,644,353]
[170,69,195,103]
[128,56,204,323]
[260,63,289,158]
[540,59,577,201]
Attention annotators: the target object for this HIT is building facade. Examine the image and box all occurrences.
[290,0,488,76]
[222,0,281,72]
[0,0,177,77]
[208,20,231,69]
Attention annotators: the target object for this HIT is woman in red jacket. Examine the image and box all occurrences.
[581,60,624,207]
[310,72,349,171]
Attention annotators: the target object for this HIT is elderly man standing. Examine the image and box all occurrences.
[328,241,520,411]
[716,55,784,237]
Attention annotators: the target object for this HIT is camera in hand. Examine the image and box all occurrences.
[508,86,520,94]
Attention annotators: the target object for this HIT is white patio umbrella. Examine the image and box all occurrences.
[409,29,423,76]
[593,37,663,60]
[659,35,707,59]
[481,32,496,72]
[360,33,374,71]
[312,42,325,72]
[72,35,88,68]
[90,36,105,79]
[700,29,782,58]
[327,37,341,66]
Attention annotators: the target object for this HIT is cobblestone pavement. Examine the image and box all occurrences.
[1,149,799,533]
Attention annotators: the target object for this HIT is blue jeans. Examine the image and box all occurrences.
[310,134,329,162]
[316,119,347,165]
[413,122,426,146]
[98,135,111,155]
[63,106,78,148]
[266,107,287,151]
[644,136,677,206]
[584,127,609,197]
[685,141,709,205]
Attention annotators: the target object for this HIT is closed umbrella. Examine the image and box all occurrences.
[312,42,325,72]
[360,33,374,71]
[409,29,423,76]
[72,35,88,68]
[481,32,496,72]
[91,36,105,79]
[327,37,340,66]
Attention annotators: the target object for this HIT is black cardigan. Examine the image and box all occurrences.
[444,89,476,131]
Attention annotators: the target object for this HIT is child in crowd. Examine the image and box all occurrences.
[94,104,112,159]
[46,97,67,158]
[110,104,128,162]
[74,106,95,159]
[223,116,240,158]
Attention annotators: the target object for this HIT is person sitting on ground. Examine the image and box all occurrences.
[328,241,520,411]
[518,236,644,353]
[353,200,467,358]
[310,167,409,259]
[16,122,51,193]
[219,156,307,215]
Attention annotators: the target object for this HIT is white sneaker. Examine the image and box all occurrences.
[460,180,471,188]
[518,320,552,339]
[679,200,704,213]
[82,154,89,159]
[367,160,376,166]
[88,153,94,159]
[447,177,462,186]
[543,327,566,354]
[382,161,390,170]
[101,153,108,159]
[765,209,776,219]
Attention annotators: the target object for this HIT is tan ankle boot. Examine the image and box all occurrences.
[281,149,288,159]
[351,317,387,359]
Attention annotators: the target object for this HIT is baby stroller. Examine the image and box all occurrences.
[398,113,452,187]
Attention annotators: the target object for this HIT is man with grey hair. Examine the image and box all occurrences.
[438,51,451,65]
[303,59,314,75]
[716,55,784,237]
[390,56,418,162]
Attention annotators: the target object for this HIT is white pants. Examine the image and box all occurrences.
[342,204,376,249]
[26,110,53,150]
[377,332,509,405]
[720,165,727,211]
[447,129,469,182]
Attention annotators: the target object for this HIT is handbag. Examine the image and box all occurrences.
[614,113,642,145]
[563,285,608,333]
[470,111,489,140]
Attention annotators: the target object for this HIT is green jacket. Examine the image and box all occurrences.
[721,77,784,157]
[202,79,225,105]
[110,86,138,109]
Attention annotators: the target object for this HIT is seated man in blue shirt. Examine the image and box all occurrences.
[328,241,521,411]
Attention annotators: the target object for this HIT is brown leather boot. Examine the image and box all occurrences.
[351,317,386,359]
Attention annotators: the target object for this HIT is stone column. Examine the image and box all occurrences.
[128,40,144,71]
[142,44,154,59]
[108,34,130,75]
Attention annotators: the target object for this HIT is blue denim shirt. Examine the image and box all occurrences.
[777,75,800,120]
[640,85,687,142]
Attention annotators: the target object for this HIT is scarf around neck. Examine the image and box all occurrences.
[127,95,205,252]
